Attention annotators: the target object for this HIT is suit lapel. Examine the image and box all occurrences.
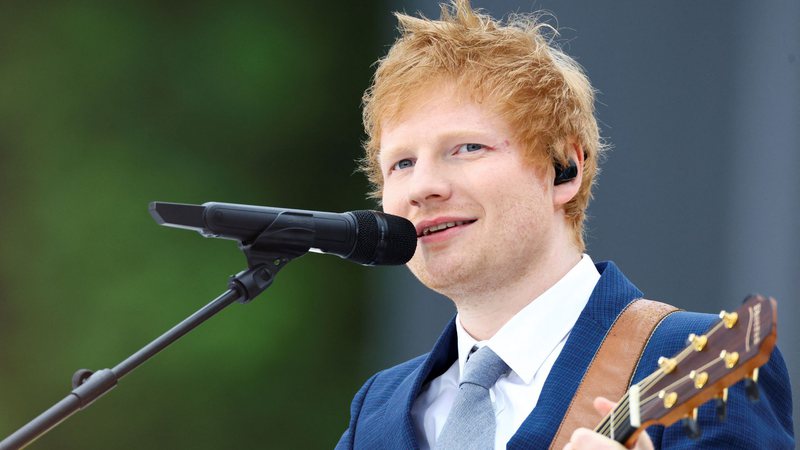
[507,261,643,449]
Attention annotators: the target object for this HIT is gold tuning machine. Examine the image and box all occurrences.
[658,356,677,373]
[719,310,738,328]
[659,390,678,408]
[688,333,708,351]
[720,350,739,369]
[689,370,709,389]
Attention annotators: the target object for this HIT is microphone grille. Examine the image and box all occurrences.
[351,211,417,265]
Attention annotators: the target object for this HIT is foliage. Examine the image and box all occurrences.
[0,2,381,448]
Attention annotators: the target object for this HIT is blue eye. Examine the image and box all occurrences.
[393,159,414,170]
[457,143,484,153]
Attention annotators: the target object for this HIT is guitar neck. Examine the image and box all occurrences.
[594,390,639,444]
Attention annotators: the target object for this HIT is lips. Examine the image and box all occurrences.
[415,218,477,238]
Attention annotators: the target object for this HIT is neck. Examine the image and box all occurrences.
[453,247,582,341]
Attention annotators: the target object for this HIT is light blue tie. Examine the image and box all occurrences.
[435,346,511,450]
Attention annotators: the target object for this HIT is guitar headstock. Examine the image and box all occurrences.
[597,294,778,446]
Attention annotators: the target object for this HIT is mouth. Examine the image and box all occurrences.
[417,219,477,237]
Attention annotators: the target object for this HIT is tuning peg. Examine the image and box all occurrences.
[689,370,709,389]
[720,350,739,369]
[719,310,738,328]
[744,368,760,402]
[681,408,701,440]
[687,333,708,351]
[714,388,728,422]
[658,356,677,373]
[744,367,760,403]
[744,378,759,402]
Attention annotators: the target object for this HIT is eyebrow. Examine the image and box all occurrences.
[380,129,500,160]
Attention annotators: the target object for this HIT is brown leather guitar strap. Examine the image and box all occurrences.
[549,299,679,450]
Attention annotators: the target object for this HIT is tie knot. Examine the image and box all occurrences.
[461,346,510,389]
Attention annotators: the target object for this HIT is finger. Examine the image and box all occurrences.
[593,396,616,416]
[590,397,655,450]
[635,431,656,450]
[567,427,625,450]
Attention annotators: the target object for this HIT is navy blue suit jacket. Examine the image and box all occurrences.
[336,262,794,449]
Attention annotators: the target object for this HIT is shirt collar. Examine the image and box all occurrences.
[454,254,600,384]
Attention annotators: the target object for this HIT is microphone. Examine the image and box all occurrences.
[149,202,417,266]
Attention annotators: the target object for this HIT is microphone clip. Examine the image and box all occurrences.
[230,221,312,303]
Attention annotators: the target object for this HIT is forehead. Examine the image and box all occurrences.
[378,83,510,157]
[382,79,489,126]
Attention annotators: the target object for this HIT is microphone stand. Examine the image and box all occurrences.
[0,232,308,450]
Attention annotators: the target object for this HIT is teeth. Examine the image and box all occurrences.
[422,221,471,236]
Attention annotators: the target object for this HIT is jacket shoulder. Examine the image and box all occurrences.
[335,353,430,450]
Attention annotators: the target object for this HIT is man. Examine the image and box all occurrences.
[337,1,794,449]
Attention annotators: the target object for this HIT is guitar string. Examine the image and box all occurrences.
[599,312,758,438]
[595,346,683,436]
[636,320,725,405]
[596,348,692,437]
[596,319,727,437]
[626,319,725,411]
[597,331,722,437]
[594,319,727,438]
[595,360,666,436]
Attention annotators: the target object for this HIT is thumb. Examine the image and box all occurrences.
[593,396,617,416]
[591,396,656,450]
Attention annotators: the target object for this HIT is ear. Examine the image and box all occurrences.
[553,139,584,207]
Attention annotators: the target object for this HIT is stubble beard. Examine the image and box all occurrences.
[407,205,551,309]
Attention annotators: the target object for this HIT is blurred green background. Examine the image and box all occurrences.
[0,2,385,448]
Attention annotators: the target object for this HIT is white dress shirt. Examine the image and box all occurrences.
[411,254,601,449]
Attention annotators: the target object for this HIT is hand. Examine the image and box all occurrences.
[563,397,654,450]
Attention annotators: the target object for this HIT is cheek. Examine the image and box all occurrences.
[380,186,404,216]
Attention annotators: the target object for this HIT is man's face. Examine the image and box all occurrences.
[378,83,561,298]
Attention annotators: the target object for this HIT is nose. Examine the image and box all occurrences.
[407,159,452,207]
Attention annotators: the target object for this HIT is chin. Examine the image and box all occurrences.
[408,258,473,298]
